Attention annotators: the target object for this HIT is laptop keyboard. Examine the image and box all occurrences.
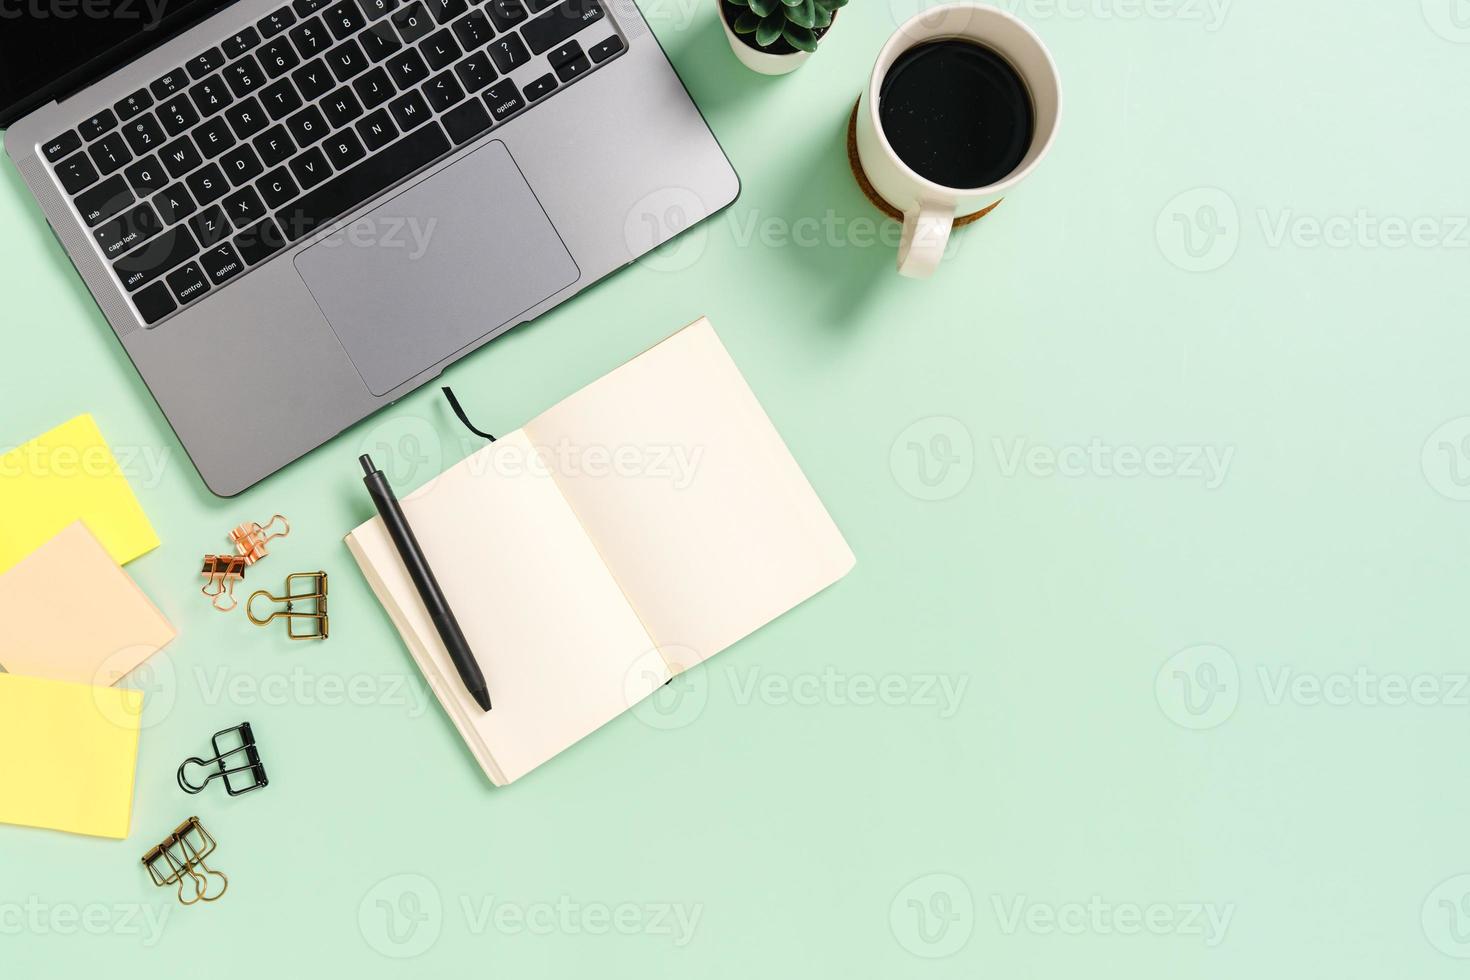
[41,0,625,326]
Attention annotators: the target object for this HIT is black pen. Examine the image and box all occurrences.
[359,454,492,712]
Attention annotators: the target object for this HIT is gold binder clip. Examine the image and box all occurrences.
[200,555,247,612]
[142,816,228,906]
[229,514,290,565]
[247,571,329,640]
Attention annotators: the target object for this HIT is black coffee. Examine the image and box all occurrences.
[878,39,1035,190]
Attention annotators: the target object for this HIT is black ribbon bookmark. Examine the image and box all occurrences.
[442,386,496,442]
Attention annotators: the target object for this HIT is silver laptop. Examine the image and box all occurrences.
[2,0,738,495]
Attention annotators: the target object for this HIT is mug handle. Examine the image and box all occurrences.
[898,200,955,279]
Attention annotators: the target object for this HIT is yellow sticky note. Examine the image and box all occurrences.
[0,415,160,575]
[0,673,142,839]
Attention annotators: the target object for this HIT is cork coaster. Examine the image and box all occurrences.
[846,99,1001,227]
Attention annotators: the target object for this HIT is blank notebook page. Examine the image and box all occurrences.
[348,430,668,785]
[526,318,856,667]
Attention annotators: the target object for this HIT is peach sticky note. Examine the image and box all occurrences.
[0,414,160,575]
[0,673,143,839]
[0,522,176,685]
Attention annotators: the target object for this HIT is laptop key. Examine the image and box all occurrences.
[388,89,431,130]
[224,187,268,228]
[261,79,305,118]
[288,147,334,190]
[387,48,430,88]
[353,67,395,109]
[166,262,211,304]
[421,29,461,70]
[189,76,235,117]
[294,0,329,15]
[425,0,467,24]
[186,163,231,206]
[151,69,189,99]
[521,0,603,55]
[124,156,169,195]
[487,32,529,73]
[189,204,232,246]
[55,153,100,194]
[277,122,449,241]
[525,0,557,11]
[356,108,399,150]
[114,225,198,291]
[324,129,367,169]
[294,59,336,100]
[359,0,398,20]
[260,38,302,77]
[323,88,365,127]
[133,281,177,325]
[94,202,163,259]
[89,133,133,175]
[187,48,226,80]
[224,26,262,57]
[224,55,266,98]
[290,17,332,57]
[200,242,247,285]
[361,22,404,61]
[115,89,153,122]
[452,9,494,48]
[44,131,82,163]
[392,1,434,42]
[486,0,527,31]
[547,39,581,68]
[442,99,491,144]
[154,183,197,223]
[327,38,370,81]
[259,167,300,207]
[80,109,118,141]
[553,51,590,83]
[76,176,134,225]
[423,72,465,111]
[122,114,166,155]
[454,52,496,93]
[324,0,366,38]
[158,94,201,135]
[227,97,270,139]
[160,136,204,178]
[221,144,265,186]
[522,72,556,102]
[254,125,298,166]
[259,6,297,37]
[194,117,237,158]
[234,217,288,264]
[482,79,523,120]
[588,34,622,63]
[287,105,331,146]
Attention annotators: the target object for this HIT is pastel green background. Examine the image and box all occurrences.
[3,0,1469,974]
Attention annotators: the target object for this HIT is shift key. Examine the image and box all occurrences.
[114,225,199,291]
[521,0,603,55]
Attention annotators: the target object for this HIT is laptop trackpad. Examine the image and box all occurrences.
[295,141,579,396]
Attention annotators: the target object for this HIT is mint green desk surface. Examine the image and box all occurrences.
[2,3,1467,975]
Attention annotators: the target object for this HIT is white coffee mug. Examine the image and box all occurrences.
[856,3,1062,278]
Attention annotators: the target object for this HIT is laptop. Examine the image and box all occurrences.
[1,0,739,495]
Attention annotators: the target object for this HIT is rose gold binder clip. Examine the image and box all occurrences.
[202,515,291,612]
[201,555,247,612]
[229,514,290,565]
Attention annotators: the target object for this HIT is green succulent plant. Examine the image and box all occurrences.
[727,0,848,54]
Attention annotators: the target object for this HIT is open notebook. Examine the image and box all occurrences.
[347,318,855,785]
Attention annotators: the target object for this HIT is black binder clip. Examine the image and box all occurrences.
[177,722,268,796]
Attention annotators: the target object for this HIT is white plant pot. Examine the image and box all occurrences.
[719,4,813,75]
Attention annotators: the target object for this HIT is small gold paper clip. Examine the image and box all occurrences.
[142,817,229,906]
[247,571,329,640]
[229,514,290,565]
[201,555,247,612]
